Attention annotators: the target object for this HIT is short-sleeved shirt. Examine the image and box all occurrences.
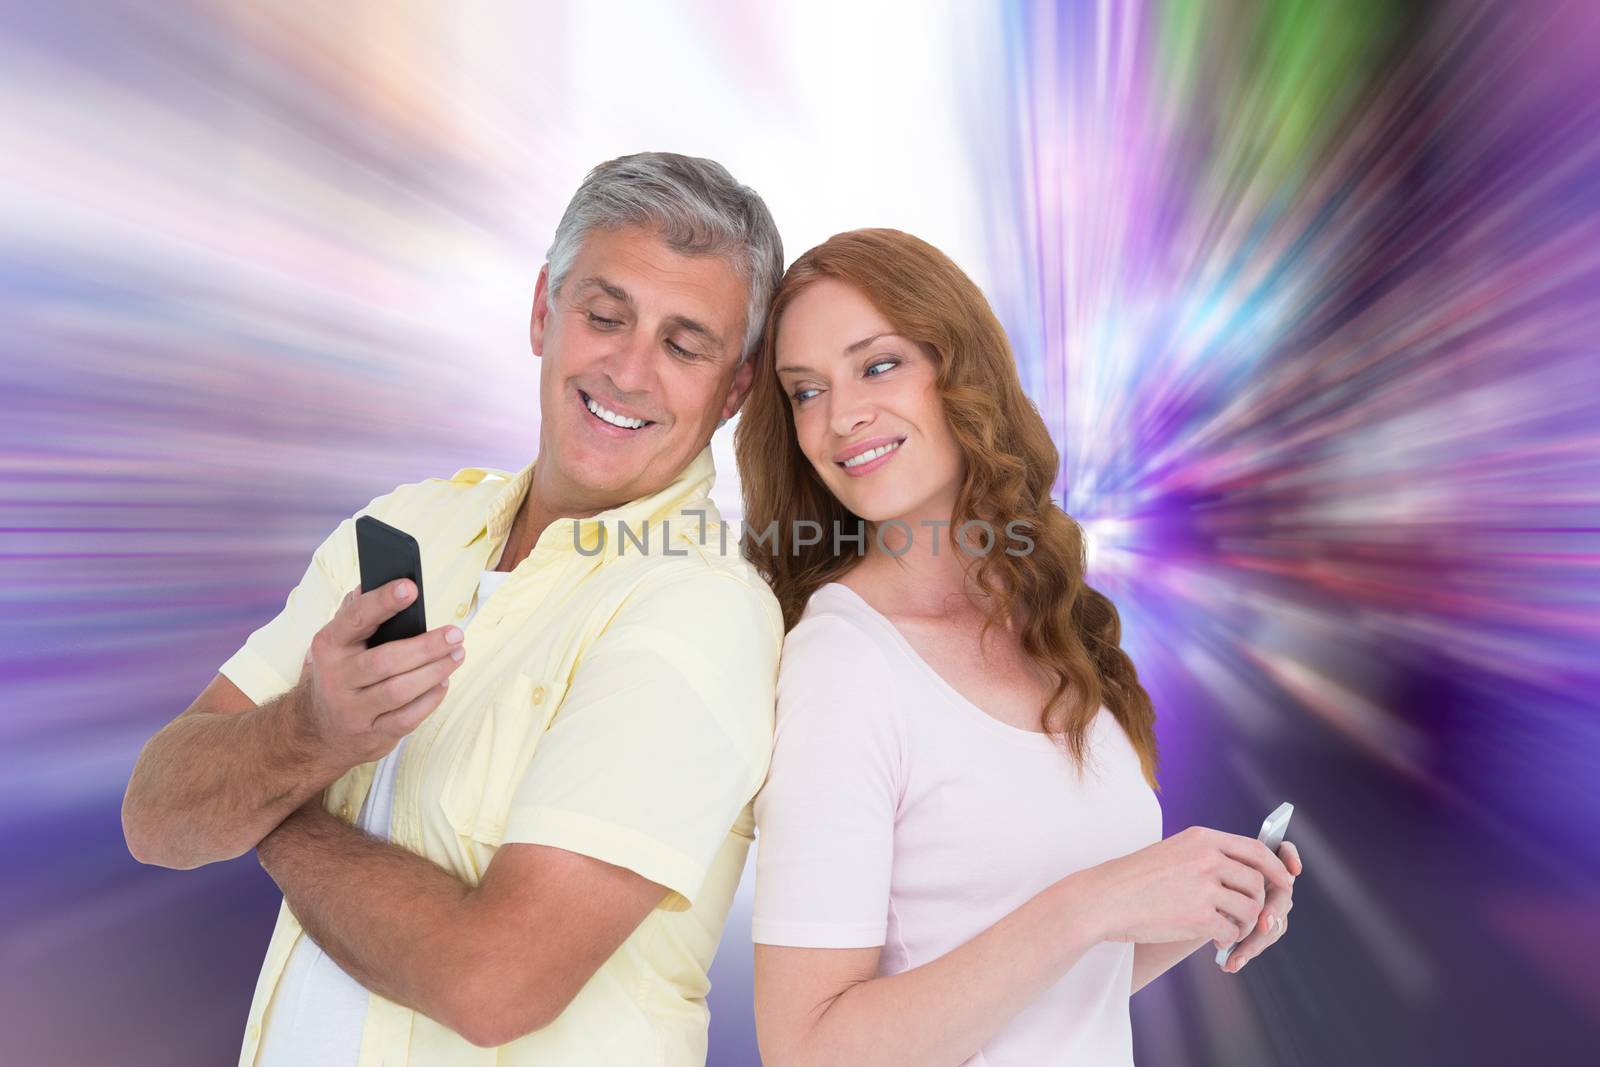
[221,446,783,1067]
[751,583,1162,1066]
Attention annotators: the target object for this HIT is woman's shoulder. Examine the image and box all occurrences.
[785,583,903,662]
[773,584,911,769]
[777,584,909,711]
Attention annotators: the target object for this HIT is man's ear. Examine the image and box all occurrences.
[530,264,552,358]
[721,351,758,422]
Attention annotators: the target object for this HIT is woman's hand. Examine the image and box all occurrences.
[1218,840,1302,973]
[1072,826,1295,951]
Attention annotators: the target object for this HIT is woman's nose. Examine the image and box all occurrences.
[828,373,881,434]
[829,396,873,437]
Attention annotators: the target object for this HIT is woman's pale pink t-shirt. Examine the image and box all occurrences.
[752,583,1163,1066]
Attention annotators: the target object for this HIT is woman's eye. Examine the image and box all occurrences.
[865,358,899,376]
[792,387,820,404]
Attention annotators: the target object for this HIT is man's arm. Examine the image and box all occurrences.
[256,801,667,1048]
[122,579,463,870]
[246,570,780,1048]
[121,674,336,869]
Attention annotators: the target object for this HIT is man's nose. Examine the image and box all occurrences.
[604,328,657,395]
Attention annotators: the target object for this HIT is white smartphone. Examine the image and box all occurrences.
[1216,801,1294,968]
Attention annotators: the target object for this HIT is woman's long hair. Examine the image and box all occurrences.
[735,228,1159,787]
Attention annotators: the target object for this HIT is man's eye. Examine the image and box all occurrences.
[865,358,899,376]
[666,339,701,360]
[587,312,621,328]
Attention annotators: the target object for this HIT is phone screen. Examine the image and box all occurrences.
[354,515,428,648]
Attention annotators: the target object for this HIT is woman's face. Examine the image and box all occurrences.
[773,278,963,527]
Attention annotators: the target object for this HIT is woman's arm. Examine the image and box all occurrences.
[756,827,1292,1067]
[755,870,1108,1067]
[753,615,1295,1066]
[1131,938,1209,993]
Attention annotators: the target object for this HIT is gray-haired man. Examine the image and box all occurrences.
[123,153,786,1066]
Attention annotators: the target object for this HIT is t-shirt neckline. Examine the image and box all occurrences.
[816,582,1063,751]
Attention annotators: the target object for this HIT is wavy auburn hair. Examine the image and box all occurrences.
[735,228,1159,787]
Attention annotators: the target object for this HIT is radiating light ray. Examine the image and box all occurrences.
[969,0,1600,1060]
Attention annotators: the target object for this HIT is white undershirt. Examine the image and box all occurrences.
[257,564,515,1066]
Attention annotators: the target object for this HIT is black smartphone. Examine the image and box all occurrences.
[354,515,427,648]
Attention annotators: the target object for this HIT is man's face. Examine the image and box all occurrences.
[530,225,755,512]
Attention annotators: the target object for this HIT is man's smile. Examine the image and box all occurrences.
[578,389,656,436]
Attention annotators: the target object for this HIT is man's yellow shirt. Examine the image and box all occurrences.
[219,446,781,1066]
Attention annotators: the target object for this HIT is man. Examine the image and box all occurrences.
[122,152,786,1066]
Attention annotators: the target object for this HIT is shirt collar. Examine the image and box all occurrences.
[473,461,534,548]
[463,446,719,560]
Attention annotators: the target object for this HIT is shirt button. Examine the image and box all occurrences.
[455,602,469,618]
[339,804,351,819]
[531,686,546,705]
[247,1023,260,1041]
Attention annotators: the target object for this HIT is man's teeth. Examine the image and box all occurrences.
[585,395,647,430]
[842,441,902,468]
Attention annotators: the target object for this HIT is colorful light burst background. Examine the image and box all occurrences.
[4,1,1599,1064]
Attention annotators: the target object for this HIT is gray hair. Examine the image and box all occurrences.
[545,152,784,363]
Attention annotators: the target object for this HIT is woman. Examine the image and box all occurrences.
[735,229,1303,1067]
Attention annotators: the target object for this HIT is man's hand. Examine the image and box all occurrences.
[291,579,467,772]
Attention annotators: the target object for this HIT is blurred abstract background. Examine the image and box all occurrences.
[3,0,1597,1064]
